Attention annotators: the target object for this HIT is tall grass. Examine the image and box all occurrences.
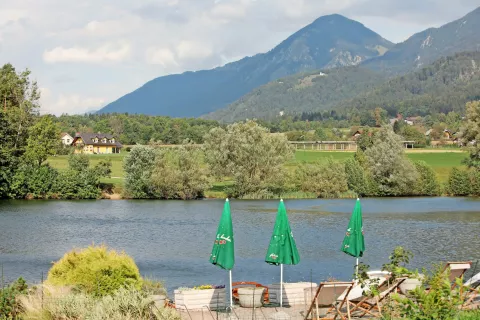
[19,285,180,320]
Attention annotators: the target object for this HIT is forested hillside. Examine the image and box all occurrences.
[204,67,386,122]
[98,14,392,117]
[208,51,480,122]
[341,51,480,118]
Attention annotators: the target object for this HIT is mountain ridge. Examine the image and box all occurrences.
[98,14,392,117]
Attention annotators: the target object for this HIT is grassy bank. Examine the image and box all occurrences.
[46,150,468,198]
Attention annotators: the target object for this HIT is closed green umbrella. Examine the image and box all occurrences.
[210,199,235,307]
[265,199,300,307]
[341,198,365,278]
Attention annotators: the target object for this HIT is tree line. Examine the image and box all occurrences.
[123,115,480,200]
[0,64,111,199]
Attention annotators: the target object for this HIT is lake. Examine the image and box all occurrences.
[1,198,480,293]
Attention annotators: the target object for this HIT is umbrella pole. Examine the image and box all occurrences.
[355,258,359,279]
[280,263,283,308]
[229,270,233,308]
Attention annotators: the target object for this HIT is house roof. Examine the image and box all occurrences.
[61,132,73,138]
[73,133,123,147]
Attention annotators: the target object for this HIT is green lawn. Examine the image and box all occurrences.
[294,150,467,182]
[47,154,126,188]
[46,150,468,193]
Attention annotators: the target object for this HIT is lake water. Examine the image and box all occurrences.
[1,198,480,293]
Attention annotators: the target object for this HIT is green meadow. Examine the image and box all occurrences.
[47,150,467,195]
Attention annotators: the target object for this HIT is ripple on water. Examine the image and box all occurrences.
[1,197,480,292]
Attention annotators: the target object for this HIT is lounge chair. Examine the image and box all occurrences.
[442,261,471,289]
[304,281,354,320]
[348,277,406,318]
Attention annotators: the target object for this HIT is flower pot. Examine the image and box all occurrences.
[238,287,265,308]
[399,276,424,295]
[174,288,226,311]
[270,282,316,306]
[151,294,166,308]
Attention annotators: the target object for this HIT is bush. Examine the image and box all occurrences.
[296,159,348,198]
[46,245,142,296]
[364,127,418,196]
[19,286,181,320]
[414,161,441,196]
[123,146,156,198]
[470,170,480,196]
[344,158,368,196]
[446,168,471,196]
[9,164,59,199]
[391,264,468,320]
[0,277,28,319]
[150,146,210,199]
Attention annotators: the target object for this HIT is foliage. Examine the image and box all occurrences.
[344,158,368,196]
[0,64,40,198]
[150,145,210,199]
[0,277,28,319]
[9,164,59,199]
[414,161,441,196]
[461,101,480,170]
[364,127,418,196]
[141,278,166,296]
[47,245,142,297]
[446,168,471,196]
[470,170,480,196]
[204,121,294,197]
[24,115,60,166]
[19,285,181,320]
[123,146,156,198]
[390,265,468,320]
[401,125,428,147]
[52,154,111,199]
[381,246,415,281]
[55,113,220,145]
[296,159,348,198]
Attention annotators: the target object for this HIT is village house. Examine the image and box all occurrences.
[71,133,123,154]
[60,132,74,146]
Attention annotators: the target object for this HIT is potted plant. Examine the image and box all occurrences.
[237,287,265,308]
[174,284,226,311]
[269,282,316,306]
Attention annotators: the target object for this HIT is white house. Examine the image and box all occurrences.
[61,132,74,146]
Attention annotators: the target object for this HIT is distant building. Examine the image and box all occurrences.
[61,133,74,146]
[72,133,123,154]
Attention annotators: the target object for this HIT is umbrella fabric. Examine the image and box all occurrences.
[210,199,235,270]
[341,198,365,258]
[265,200,300,265]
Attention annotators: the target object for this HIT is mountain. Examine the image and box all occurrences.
[204,66,386,122]
[98,14,392,117]
[362,6,480,75]
[336,51,480,117]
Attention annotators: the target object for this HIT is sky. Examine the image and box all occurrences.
[0,0,478,115]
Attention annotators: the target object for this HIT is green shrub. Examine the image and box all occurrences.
[296,159,348,198]
[150,146,210,199]
[344,158,368,196]
[20,286,181,320]
[0,277,28,319]
[9,164,59,199]
[391,265,467,320]
[123,146,156,198]
[414,161,441,196]
[446,168,471,196]
[46,245,142,296]
[470,170,480,196]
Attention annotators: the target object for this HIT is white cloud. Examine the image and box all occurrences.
[41,92,105,115]
[43,41,131,64]
[146,47,178,68]
[0,0,478,115]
